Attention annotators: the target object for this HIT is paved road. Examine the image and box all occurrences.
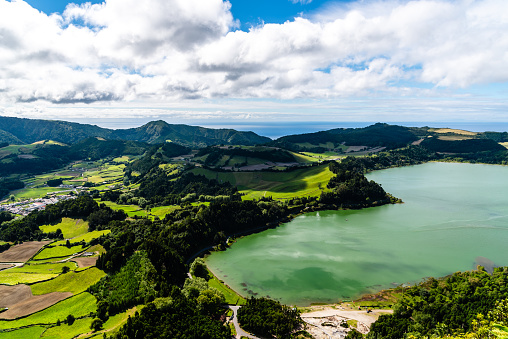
[228,305,260,339]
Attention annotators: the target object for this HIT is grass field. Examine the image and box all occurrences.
[40,218,89,239]
[31,267,105,295]
[100,306,140,335]
[4,262,76,274]
[32,244,87,261]
[52,230,110,246]
[192,164,333,200]
[0,272,58,285]
[207,270,246,306]
[0,292,97,330]
[10,187,73,201]
[96,200,149,218]
[150,205,180,218]
[0,325,46,338]
[41,317,93,339]
[87,244,106,255]
[500,142,508,149]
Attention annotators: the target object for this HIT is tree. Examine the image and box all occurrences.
[61,266,70,274]
[196,289,225,315]
[66,314,75,325]
[345,329,363,339]
[190,258,209,280]
[91,318,103,332]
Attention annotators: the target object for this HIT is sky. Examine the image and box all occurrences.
[1,0,508,131]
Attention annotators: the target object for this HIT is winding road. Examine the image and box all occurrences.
[228,305,261,339]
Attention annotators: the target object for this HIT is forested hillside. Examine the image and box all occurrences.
[0,117,270,147]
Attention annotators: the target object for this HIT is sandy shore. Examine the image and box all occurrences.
[301,305,393,338]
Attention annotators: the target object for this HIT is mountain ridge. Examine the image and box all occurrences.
[0,117,271,147]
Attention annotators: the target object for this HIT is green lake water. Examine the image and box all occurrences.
[205,162,508,306]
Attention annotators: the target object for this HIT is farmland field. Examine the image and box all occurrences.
[4,262,76,274]
[32,244,87,261]
[39,218,89,239]
[0,284,32,308]
[52,230,110,246]
[0,292,72,319]
[96,200,149,218]
[72,256,98,268]
[0,272,58,285]
[150,205,180,218]
[41,316,93,339]
[0,326,46,339]
[191,164,333,200]
[0,292,97,330]
[0,241,52,262]
[31,267,105,295]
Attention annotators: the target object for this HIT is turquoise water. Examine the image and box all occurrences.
[206,162,508,306]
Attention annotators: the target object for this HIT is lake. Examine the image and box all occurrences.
[205,162,508,306]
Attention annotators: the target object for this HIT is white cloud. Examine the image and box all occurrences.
[0,0,507,115]
[290,0,313,4]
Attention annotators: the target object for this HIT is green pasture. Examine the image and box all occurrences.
[31,267,105,295]
[52,230,110,246]
[0,326,46,339]
[301,151,342,160]
[11,187,72,201]
[112,156,132,163]
[0,272,58,285]
[0,292,97,330]
[101,306,140,335]
[87,244,106,255]
[150,205,180,218]
[41,317,93,339]
[207,270,246,306]
[96,200,148,218]
[32,245,87,261]
[4,262,76,274]
[191,164,333,200]
[40,218,89,239]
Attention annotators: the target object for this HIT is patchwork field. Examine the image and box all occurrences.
[0,326,46,339]
[0,272,58,285]
[0,284,32,308]
[30,267,105,295]
[32,244,87,261]
[0,291,73,319]
[0,241,52,262]
[72,256,98,268]
[96,200,149,218]
[39,218,89,239]
[51,230,110,246]
[0,292,97,330]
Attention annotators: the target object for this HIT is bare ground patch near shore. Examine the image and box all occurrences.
[0,241,52,263]
[0,291,72,319]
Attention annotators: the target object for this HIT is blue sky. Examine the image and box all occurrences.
[1,0,508,130]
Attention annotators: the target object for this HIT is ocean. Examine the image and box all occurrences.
[61,118,508,139]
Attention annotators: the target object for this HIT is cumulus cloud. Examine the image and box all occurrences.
[0,0,507,107]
